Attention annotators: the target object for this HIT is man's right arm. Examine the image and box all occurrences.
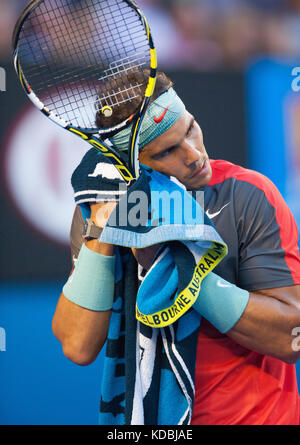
[52,203,117,366]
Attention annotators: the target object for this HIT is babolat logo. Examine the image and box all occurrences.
[136,242,227,328]
[0,67,6,92]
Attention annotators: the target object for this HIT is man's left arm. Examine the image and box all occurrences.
[195,174,300,363]
[228,174,300,363]
[227,284,300,364]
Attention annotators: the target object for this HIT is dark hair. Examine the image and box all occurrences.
[95,70,174,129]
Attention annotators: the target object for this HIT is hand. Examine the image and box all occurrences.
[90,201,118,228]
[90,203,161,268]
[85,202,118,256]
[72,150,129,208]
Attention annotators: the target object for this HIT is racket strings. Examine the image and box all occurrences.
[95,52,148,111]
[28,1,146,72]
[17,0,150,129]
[21,3,144,66]
[96,83,144,106]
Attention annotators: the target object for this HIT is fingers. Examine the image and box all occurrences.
[90,202,118,228]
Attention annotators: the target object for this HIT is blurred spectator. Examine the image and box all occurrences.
[2,0,300,70]
[0,0,29,59]
[0,0,17,59]
[216,5,265,68]
[165,0,223,69]
[135,0,190,68]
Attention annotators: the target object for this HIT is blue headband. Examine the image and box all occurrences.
[109,87,185,151]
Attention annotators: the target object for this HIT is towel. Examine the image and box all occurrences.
[71,150,227,424]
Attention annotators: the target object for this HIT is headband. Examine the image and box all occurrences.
[109,87,186,151]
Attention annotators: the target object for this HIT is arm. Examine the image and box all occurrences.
[52,202,117,366]
[227,285,300,364]
[52,291,112,366]
[223,175,300,363]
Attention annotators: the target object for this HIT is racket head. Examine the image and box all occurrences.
[12,0,157,179]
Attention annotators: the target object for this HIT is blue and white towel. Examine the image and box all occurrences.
[71,150,227,425]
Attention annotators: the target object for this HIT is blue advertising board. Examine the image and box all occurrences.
[246,57,300,392]
[246,57,300,227]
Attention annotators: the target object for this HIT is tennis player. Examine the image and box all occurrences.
[52,72,300,425]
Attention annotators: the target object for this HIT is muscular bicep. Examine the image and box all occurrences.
[254,284,300,308]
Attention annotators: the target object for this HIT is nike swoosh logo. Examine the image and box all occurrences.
[206,202,230,219]
[153,105,170,124]
[217,279,232,288]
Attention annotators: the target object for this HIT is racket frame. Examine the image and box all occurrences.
[12,0,157,185]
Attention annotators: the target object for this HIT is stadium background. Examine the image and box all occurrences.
[0,0,300,425]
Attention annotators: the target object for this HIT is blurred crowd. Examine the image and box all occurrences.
[2,0,300,70]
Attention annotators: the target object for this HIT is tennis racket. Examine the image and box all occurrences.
[12,0,157,184]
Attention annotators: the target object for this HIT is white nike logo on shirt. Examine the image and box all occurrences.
[206,202,230,219]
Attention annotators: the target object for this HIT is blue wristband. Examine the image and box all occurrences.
[63,244,115,311]
[193,272,249,333]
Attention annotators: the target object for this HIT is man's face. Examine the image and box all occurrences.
[139,110,212,189]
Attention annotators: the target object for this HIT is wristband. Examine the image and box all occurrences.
[63,244,115,311]
[193,272,249,333]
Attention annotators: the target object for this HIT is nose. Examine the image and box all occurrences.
[181,141,201,167]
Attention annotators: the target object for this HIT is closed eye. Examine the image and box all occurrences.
[151,116,196,161]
